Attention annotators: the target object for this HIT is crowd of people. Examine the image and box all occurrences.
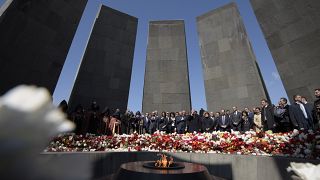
[58,89,320,136]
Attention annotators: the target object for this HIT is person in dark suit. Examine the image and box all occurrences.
[302,97,314,113]
[241,111,253,132]
[148,111,159,134]
[71,104,86,135]
[158,111,168,132]
[87,101,100,134]
[226,110,231,119]
[143,112,151,133]
[231,106,242,131]
[274,98,292,132]
[202,112,214,133]
[167,112,176,133]
[187,110,202,133]
[120,110,131,134]
[244,107,254,120]
[289,95,313,130]
[216,109,231,132]
[261,99,276,132]
[176,110,187,134]
[210,112,218,131]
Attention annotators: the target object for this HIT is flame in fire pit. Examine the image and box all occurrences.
[154,154,174,168]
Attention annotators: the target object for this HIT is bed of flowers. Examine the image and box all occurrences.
[45,129,320,159]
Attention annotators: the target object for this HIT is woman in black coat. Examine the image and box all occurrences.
[241,111,253,132]
[202,112,214,133]
[158,111,168,132]
[187,111,202,133]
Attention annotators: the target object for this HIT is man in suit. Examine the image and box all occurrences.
[289,95,314,130]
[261,99,276,132]
[216,109,231,132]
[245,107,254,119]
[274,98,292,132]
[148,111,159,134]
[302,97,314,115]
[176,110,187,134]
[230,106,242,131]
[143,112,151,133]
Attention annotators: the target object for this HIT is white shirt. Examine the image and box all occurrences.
[297,102,308,119]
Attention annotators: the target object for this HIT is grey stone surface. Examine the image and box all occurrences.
[40,152,320,180]
[68,5,137,111]
[0,0,88,95]
[196,3,269,112]
[250,0,320,103]
[142,20,191,113]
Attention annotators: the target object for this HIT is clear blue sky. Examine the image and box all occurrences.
[0,0,288,112]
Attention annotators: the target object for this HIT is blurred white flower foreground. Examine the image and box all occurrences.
[0,85,74,179]
[288,162,320,180]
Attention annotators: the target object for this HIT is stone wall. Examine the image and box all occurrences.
[0,0,88,94]
[142,20,191,113]
[197,3,268,112]
[250,0,320,102]
[69,5,138,111]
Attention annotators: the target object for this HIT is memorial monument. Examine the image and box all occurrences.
[69,5,138,111]
[197,3,269,111]
[0,0,88,95]
[142,20,192,113]
[250,0,320,102]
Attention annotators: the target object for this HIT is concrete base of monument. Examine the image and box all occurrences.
[39,152,320,180]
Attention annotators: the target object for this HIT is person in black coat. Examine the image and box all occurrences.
[274,98,292,132]
[143,112,151,134]
[202,112,214,133]
[261,99,276,132]
[289,95,313,130]
[120,110,130,134]
[216,109,231,132]
[241,111,253,132]
[176,111,187,134]
[87,101,100,134]
[302,97,314,114]
[187,110,202,133]
[231,106,242,131]
[148,111,159,134]
[158,112,168,132]
[209,112,218,131]
[167,112,176,133]
[71,104,86,135]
